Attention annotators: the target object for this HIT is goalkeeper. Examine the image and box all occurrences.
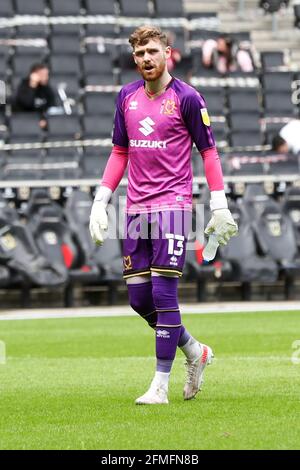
[90,25,238,405]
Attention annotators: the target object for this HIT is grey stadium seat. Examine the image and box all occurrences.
[0,0,14,17]
[264,91,295,116]
[85,0,116,15]
[15,0,47,15]
[83,92,115,116]
[261,72,293,92]
[49,55,81,76]
[228,89,260,113]
[49,0,82,15]
[47,115,81,139]
[155,0,184,17]
[82,115,113,138]
[119,0,150,17]
[50,35,81,55]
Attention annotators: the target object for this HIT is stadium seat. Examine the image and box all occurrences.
[83,92,116,116]
[82,115,113,138]
[0,0,14,17]
[64,189,101,276]
[0,208,67,288]
[210,121,227,146]
[260,51,284,70]
[85,23,116,38]
[229,112,261,133]
[13,45,48,57]
[24,189,64,219]
[259,0,288,14]
[9,114,43,141]
[46,147,81,163]
[230,131,262,147]
[294,4,300,28]
[261,72,293,92]
[3,168,44,181]
[42,167,81,180]
[154,0,184,17]
[119,0,150,17]
[227,89,260,113]
[47,115,81,139]
[85,0,116,15]
[9,149,43,162]
[93,206,123,283]
[51,75,80,99]
[252,198,300,298]
[230,160,265,176]
[268,157,299,175]
[243,183,275,220]
[12,54,47,77]
[82,52,114,76]
[49,55,81,77]
[263,91,295,117]
[16,25,50,38]
[49,0,82,15]
[219,200,278,297]
[50,35,81,55]
[15,0,47,15]
[184,204,231,301]
[282,186,300,247]
[82,149,110,178]
[51,24,82,35]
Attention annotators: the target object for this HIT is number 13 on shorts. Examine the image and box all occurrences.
[166,233,184,256]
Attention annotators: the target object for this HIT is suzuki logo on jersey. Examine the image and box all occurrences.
[130,139,167,149]
[139,117,155,136]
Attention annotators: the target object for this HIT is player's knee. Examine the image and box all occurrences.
[151,274,179,311]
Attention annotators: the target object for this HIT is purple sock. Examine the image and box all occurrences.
[127,281,192,345]
[127,282,157,328]
[152,276,182,373]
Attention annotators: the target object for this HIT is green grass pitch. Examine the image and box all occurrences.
[0,310,300,450]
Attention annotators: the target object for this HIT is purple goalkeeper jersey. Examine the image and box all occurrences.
[112,77,215,214]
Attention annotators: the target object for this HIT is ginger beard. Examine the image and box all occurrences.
[136,55,167,82]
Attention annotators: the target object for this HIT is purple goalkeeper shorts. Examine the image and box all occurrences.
[122,210,192,279]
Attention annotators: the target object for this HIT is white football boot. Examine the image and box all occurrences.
[135,380,169,405]
[183,343,214,400]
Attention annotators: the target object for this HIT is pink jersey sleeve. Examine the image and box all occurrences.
[101,145,128,192]
[200,146,224,191]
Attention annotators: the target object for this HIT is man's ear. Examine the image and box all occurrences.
[165,46,171,59]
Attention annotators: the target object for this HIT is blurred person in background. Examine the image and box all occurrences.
[166,31,182,72]
[14,63,56,128]
[202,34,253,75]
[272,120,300,155]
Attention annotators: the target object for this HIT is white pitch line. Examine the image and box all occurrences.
[0,301,300,321]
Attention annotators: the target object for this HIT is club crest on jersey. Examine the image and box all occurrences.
[161,99,177,115]
[201,108,210,126]
[129,101,138,110]
[123,256,132,271]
